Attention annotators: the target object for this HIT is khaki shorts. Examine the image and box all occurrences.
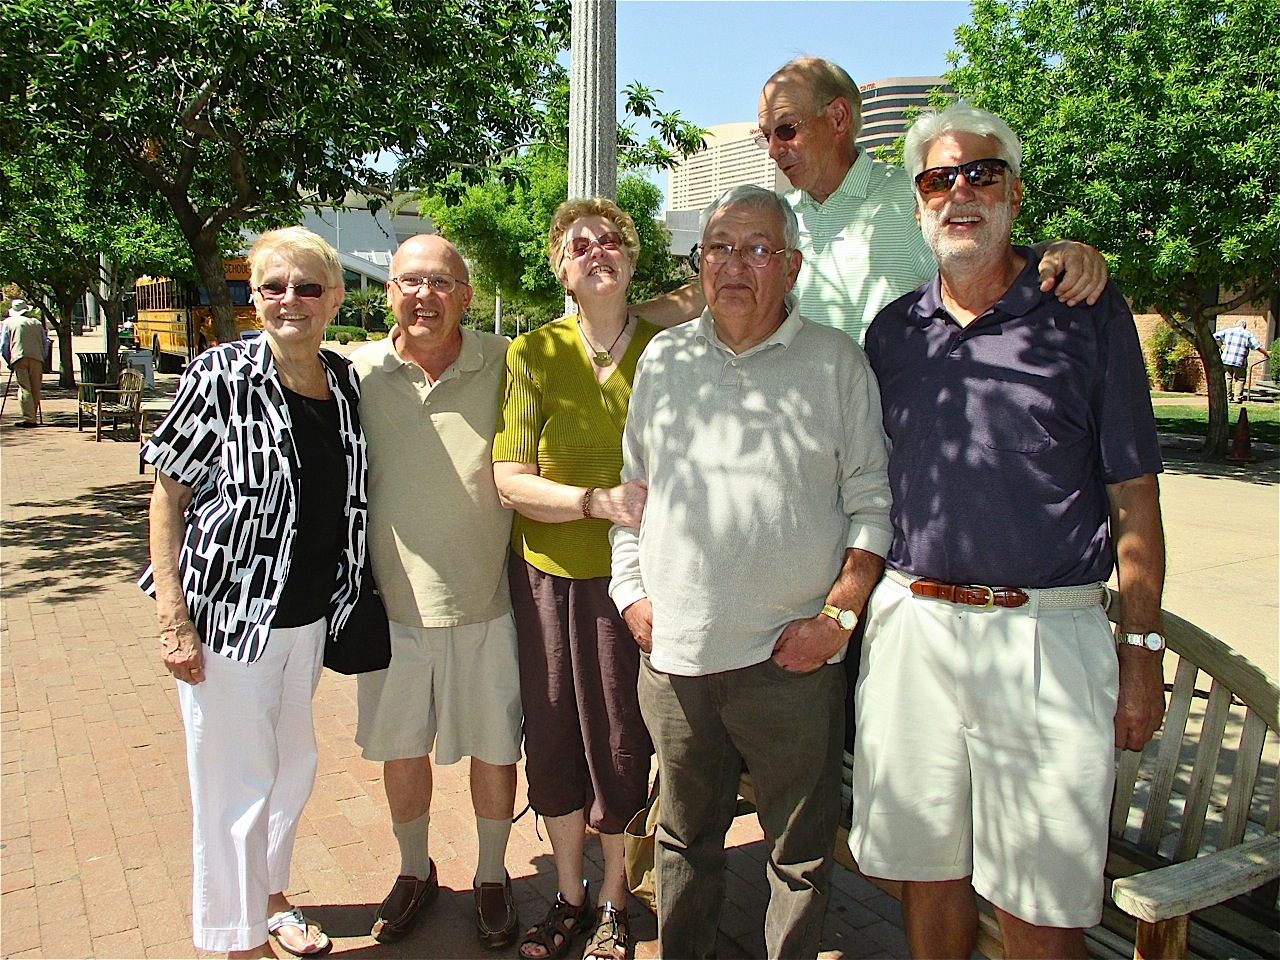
[356,613,522,766]
[849,575,1118,929]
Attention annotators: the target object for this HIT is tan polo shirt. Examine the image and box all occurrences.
[350,328,513,628]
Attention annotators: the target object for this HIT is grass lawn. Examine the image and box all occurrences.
[1152,401,1279,445]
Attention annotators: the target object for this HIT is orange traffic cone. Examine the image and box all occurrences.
[1226,407,1253,462]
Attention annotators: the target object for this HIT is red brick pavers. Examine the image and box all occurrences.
[2,384,907,959]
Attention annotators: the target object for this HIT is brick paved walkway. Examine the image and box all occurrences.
[1,380,909,959]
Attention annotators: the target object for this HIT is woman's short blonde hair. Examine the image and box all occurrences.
[545,198,641,285]
[247,227,343,288]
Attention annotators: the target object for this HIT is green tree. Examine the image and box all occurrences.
[947,0,1280,459]
[419,82,703,328]
[1,0,569,343]
[0,146,193,385]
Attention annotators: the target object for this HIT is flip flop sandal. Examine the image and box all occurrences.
[519,881,590,960]
[267,906,333,957]
[583,901,631,960]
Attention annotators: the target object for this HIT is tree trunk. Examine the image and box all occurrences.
[1189,310,1230,460]
[53,287,83,388]
[103,260,121,382]
[190,232,235,345]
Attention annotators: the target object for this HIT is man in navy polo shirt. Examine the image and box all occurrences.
[851,103,1168,960]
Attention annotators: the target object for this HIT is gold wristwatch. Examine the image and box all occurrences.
[820,604,858,631]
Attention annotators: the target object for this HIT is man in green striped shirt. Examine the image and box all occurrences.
[636,58,1108,342]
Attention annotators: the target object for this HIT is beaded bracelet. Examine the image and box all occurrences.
[581,487,596,519]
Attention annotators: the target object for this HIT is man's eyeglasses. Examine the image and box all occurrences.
[752,118,809,150]
[698,241,788,268]
[254,282,327,299]
[564,232,624,260]
[390,274,466,294]
[914,158,1010,198]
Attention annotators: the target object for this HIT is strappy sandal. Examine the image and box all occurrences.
[267,906,332,957]
[519,881,590,960]
[582,901,630,960]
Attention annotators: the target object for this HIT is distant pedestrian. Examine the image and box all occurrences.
[140,227,369,958]
[1213,319,1267,402]
[1,299,50,426]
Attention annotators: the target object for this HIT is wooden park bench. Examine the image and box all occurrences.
[78,367,144,441]
[740,607,1279,959]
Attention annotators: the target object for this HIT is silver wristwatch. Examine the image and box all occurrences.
[1116,630,1166,652]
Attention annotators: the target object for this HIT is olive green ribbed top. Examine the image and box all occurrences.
[493,315,661,580]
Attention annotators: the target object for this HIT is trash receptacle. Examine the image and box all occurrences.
[77,352,109,385]
[120,349,155,389]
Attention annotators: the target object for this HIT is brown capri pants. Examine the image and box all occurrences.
[509,551,652,834]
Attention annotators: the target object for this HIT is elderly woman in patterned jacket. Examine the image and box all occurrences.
[140,227,369,960]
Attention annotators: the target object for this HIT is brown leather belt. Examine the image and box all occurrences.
[886,569,1107,610]
[908,578,1028,609]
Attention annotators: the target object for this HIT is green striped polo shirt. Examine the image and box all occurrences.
[790,149,937,346]
[493,315,661,580]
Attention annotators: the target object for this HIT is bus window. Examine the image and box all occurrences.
[228,280,252,306]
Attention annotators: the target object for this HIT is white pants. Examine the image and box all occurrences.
[177,619,326,952]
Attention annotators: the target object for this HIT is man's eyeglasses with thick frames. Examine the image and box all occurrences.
[390,274,466,294]
[254,282,328,299]
[697,242,788,268]
[914,158,1010,198]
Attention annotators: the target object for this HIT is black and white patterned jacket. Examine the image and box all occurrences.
[138,336,369,663]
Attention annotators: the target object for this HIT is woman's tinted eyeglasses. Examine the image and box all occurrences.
[914,158,1010,198]
[564,232,624,259]
[254,282,328,299]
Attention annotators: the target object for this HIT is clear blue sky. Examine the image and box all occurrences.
[610,0,973,202]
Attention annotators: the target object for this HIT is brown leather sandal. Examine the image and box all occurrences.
[582,901,630,960]
[519,881,590,960]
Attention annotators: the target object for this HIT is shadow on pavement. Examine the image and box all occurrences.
[1158,436,1279,485]
[6,479,153,600]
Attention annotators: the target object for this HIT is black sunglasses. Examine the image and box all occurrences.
[914,158,1010,197]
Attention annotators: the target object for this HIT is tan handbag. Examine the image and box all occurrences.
[623,777,660,913]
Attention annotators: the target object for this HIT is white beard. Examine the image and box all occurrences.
[919,193,1015,270]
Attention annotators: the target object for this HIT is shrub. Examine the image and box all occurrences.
[1270,338,1280,382]
[324,324,367,342]
[1145,325,1197,390]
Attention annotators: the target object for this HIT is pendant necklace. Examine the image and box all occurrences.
[579,316,629,367]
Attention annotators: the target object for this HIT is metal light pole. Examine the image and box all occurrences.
[565,0,616,314]
[567,0,617,204]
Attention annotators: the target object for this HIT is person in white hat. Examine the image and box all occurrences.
[1,299,51,426]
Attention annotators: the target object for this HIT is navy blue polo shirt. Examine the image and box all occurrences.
[864,248,1162,588]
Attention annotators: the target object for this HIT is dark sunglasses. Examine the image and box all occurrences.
[914,158,1009,197]
[254,282,327,299]
[752,118,809,149]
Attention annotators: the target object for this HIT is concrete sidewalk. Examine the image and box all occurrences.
[2,370,1276,959]
[0,382,911,959]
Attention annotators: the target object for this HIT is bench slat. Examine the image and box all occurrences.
[1218,709,1268,850]
[1137,656,1198,853]
[1175,680,1231,861]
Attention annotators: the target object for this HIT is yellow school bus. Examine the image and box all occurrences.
[134,259,260,372]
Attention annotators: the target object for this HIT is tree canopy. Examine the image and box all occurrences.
[947,0,1280,457]
[419,81,703,329]
[1,0,570,341]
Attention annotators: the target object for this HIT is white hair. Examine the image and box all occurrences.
[699,184,800,250]
[904,101,1023,179]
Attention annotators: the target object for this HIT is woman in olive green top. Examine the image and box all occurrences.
[493,198,659,960]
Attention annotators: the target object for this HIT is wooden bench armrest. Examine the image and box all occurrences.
[1110,832,1280,923]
